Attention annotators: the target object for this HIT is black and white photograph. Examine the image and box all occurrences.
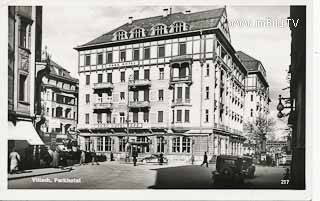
[5,2,307,193]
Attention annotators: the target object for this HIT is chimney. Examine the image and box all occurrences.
[163,8,169,17]
[185,10,191,14]
[128,16,133,24]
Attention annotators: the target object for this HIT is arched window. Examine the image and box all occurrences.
[173,22,184,33]
[116,31,126,40]
[133,28,143,38]
[154,25,165,36]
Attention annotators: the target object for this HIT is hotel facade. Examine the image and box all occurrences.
[74,8,247,162]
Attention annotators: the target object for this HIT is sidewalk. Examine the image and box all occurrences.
[8,167,73,180]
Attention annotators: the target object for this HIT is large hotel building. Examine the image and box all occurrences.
[74,8,248,161]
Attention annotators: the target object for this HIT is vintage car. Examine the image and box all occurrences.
[241,156,256,178]
[140,154,168,164]
[212,155,254,184]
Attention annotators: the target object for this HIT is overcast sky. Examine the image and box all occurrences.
[42,6,291,139]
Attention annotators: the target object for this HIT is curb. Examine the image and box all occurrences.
[8,168,73,181]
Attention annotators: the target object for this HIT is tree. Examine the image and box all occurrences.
[244,114,275,152]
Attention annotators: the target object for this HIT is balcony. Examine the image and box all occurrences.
[171,98,191,107]
[128,100,150,109]
[93,82,114,91]
[93,99,113,112]
[92,122,150,129]
[169,76,192,86]
[128,79,151,88]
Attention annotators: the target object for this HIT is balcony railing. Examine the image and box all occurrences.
[93,102,112,110]
[92,122,150,129]
[214,123,243,135]
[128,79,151,87]
[170,76,191,82]
[93,82,114,90]
[128,100,150,108]
[171,98,191,107]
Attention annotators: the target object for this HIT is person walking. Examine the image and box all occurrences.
[52,149,59,168]
[9,148,20,174]
[80,150,86,165]
[132,150,137,166]
[91,150,99,165]
[200,152,209,168]
[159,153,164,165]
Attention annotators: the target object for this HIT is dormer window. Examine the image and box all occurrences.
[133,28,143,38]
[173,22,184,33]
[155,25,165,35]
[116,31,126,40]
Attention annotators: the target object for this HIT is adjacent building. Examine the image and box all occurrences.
[74,7,247,162]
[237,51,270,156]
[39,60,78,148]
[8,6,45,170]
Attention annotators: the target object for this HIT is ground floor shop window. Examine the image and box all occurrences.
[182,137,191,153]
[172,137,181,153]
[85,137,90,151]
[137,136,150,153]
[105,137,112,151]
[157,136,165,153]
[97,137,103,151]
[119,137,126,152]
[172,137,191,153]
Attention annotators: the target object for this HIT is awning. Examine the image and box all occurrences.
[8,121,44,145]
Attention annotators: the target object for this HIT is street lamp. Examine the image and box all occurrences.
[276,95,292,118]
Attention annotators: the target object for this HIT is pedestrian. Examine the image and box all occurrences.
[200,152,208,168]
[159,153,164,165]
[91,150,99,165]
[80,150,86,165]
[110,151,114,161]
[132,150,137,166]
[9,148,20,174]
[52,148,59,168]
[191,154,195,165]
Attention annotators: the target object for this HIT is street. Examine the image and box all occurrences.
[8,161,291,189]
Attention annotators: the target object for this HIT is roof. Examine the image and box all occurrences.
[46,60,78,83]
[76,7,225,49]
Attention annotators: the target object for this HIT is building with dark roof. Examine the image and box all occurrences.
[38,59,79,148]
[74,7,247,162]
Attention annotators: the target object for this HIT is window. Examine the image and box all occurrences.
[158,46,165,58]
[177,87,182,101]
[134,70,139,80]
[205,109,209,122]
[119,137,126,152]
[86,75,90,85]
[250,109,253,117]
[98,74,103,83]
[85,137,90,151]
[144,89,149,101]
[185,110,190,122]
[105,137,112,151]
[46,108,49,116]
[133,28,143,38]
[19,22,28,48]
[205,86,210,99]
[144,69,150,80]
[179,67,187,78]
[96,137,103,151]
[157,137,165,153]
[143,111,149,122]
[185,87,190,101]
[133,49,139,61]
[85,94,90,104]
[116,31,126,40]
[52,108,55,117]
[19,74,27,101]
[120,50,126,61]
[120,92,125,100]
[120,112,125,123]
[251,94,253,102]
[85,55,91,66]
[107,73,112,83]
[158,89,164,101]
[158,111,163,123]
[106,52,113,63]
[144,47,150,59]
[172,110,175,123]
[206,64,210,76]
[133,112,139,123]
[133,91,139,101]
[172,137,180,153]
[177,110,182,122]
[120,71,125,82]
[107,112,112,123]
[159,68,164,80]
[155,25,165,35]
[173,22,184,33]
[182,137,191,153]
[97,113,102,123]
[85,113,89,124]
[97,53,103,65]
[179,43,186,56]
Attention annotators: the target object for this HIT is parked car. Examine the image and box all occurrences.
[140,154,168,164]
[212,155,245,185]
[241,156,255,178]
